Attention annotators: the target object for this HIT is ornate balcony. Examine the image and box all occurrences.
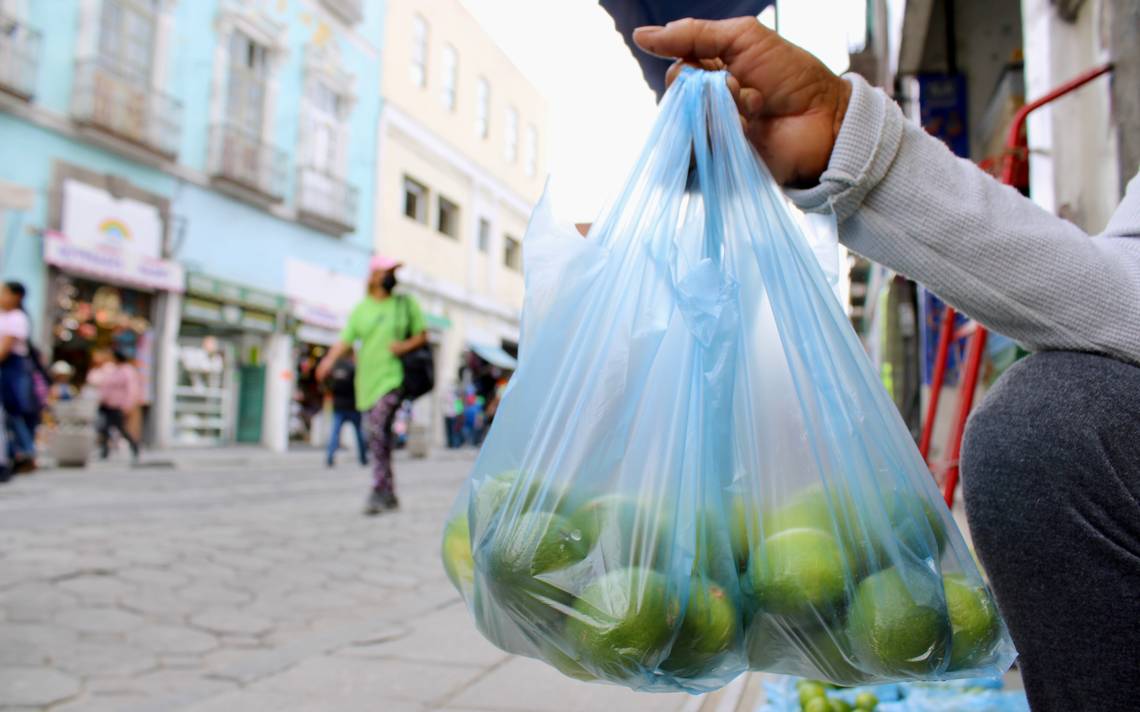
[208,124,288,203]
[71,58,182,159]
[320,0,363,25]
[296,166,357,235]
[0,14,41,100]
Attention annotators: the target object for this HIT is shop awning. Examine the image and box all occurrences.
[43,230,184,292]
[469,342,518,370]
[425,312,452,331]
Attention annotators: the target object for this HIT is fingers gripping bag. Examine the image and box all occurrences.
[440,68,1016,693]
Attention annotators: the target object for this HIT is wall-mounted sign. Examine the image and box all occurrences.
[44,231,184,292]
[61,180,163,258]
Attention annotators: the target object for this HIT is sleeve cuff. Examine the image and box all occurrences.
[785,73,904,223]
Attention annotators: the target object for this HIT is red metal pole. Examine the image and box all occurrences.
[918,304,956,461]
[942,327,988,506]
[999,64,1113,185]
[941,62,1112,507]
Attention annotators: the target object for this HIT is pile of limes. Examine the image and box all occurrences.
[441,471,1003,688]
[796,679,878,711]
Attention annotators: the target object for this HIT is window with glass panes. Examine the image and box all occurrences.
[477,218,490,252]
[475,77,489,138]
[308,80,343,175]
[437,196,459,238]
[98,0,158,84]
[410,13,428,87]
[525,124,537,177]
[227,31,269,137]
[504,234,521,271]
[505,106,518,162]
[440,44,457,110]
[403,176,428,223]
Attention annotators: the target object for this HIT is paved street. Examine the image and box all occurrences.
[0,449,706,712]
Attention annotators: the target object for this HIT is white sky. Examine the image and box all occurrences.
[460,1,864,223]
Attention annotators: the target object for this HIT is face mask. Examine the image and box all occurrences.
[381,273,398,293]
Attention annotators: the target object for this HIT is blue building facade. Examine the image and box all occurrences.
[0,0,384,450]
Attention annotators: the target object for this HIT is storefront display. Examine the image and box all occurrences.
[172,273,287,447]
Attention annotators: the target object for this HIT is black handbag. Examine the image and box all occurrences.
[398,295,434,401]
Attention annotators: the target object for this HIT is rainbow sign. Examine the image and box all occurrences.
[98,218,131,241]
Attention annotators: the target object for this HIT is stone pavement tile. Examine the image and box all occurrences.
[190,608,274,636]
[117,567,192,589]
[51,640,158,677]
[335,602,507,668]
[0,666,81,707]
[53,692,151,712]
[184,689,424,712]
[88,670,238,712]
[56,606,145,634]
[57,574,137,604]
[444,656,693,712]
[246,655,484,707]
[128,624,219,654]
[0,582,80,623]
[0,622,78,666]
[119,588,199,618]
[177,583,253,606]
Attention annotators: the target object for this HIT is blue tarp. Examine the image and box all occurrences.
[759,676,1030,712]
[469,342,518,371]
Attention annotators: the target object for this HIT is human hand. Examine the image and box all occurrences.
[634,17,851,186]
[315,358,333,383]
[389,340,407,356]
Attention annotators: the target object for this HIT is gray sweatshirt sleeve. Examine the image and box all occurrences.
[786,74,1140,366]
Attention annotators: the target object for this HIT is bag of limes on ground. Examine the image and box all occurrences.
[440,68,1016,693]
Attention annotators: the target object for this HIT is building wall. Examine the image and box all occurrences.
[1021,0,1120,233]
[375,0,546,443]
[0,0,387,452]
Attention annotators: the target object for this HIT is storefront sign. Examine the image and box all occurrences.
[293,301,345,331]
[43,230,185,292]
[61,180,163,258]
[186,273,287,313]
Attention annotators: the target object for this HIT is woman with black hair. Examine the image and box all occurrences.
[0,280,39,472]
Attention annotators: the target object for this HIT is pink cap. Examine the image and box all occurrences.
[369,254,403,272]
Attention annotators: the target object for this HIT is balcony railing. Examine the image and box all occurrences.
[0,14,41,100]
[208,124,288,203]
[320,0,363,25]
[71,58,182,159]
[297,166,358,234]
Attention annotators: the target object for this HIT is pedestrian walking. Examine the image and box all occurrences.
[324,350,367,468]
[634,17,1140,709]
[317,255,428,515]
[0,281,40,473]
[87,349,140,461]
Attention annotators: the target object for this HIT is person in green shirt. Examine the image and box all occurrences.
[317,255,427,515]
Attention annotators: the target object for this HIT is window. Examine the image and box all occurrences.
[227,30,270,136]
[440,43,457,110]
[308,80,343,175]
[410,13,428,87]
[504,234,521,271]
[98,0,158,84]
[477,218,490,253]
[437,195,459,238]
[403,176,428,223]
[524,124,537,177]
[504,106,518,162]
[474,76,489,138]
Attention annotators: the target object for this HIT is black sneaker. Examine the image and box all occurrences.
[381,492,399,510]
[364,490,386,516]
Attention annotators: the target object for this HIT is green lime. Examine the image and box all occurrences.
[567,494,665,569]
[441,513,474,593]
[748,528,846,620]
[883,492,949,561]
[565,567,680,679]
[845,566,950,675]
[829,699,853,712]
[803,696,831,712]
[488,511,588,579]
[854,691,878,710]
[541,642,596,681]
[661,577,739,675]
[798,680,828,708]
[762,485,873,575]
[944,573,1000,670]
[727,493,760,572]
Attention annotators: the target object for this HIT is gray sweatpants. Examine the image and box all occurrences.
[962,351,1140,711]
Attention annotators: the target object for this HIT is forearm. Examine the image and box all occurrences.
[788,75,1140,365]
[394,332,427,356]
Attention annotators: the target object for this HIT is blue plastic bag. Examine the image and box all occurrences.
[440,68,1016,693]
